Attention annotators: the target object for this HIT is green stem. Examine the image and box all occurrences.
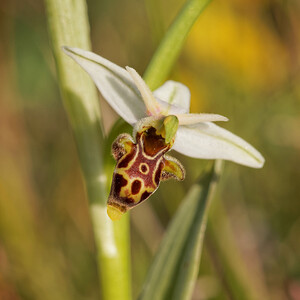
[44,1,131,299]
[143,0,212,90]
[144,0,164,46]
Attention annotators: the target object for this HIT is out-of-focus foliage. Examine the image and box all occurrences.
[0,0,299,299]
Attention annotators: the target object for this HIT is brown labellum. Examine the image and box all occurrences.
[107,125,185,221]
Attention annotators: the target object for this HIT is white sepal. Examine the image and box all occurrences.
[63,46,145,125]
[153,80,190,114]
[173,122,265,168]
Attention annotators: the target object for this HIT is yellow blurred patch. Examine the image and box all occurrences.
[185,1,288,90]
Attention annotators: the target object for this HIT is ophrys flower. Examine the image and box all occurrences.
[63,47,265,219]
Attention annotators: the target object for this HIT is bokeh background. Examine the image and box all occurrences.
[1,0,300,299]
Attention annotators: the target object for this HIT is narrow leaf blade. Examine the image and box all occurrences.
[139,162,221,300]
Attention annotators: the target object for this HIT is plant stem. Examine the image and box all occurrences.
[143,0,212,90]
[44,1,131,299]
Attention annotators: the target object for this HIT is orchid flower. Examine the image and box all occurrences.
[63,46,264,170]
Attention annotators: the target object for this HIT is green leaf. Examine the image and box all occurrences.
[139,161,222,300]
[144,0,212,90]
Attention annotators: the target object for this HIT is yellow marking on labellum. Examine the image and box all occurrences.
[107,205,124,221]
[139,163,149,175]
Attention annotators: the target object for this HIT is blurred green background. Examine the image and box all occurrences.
[0,0,299,299]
